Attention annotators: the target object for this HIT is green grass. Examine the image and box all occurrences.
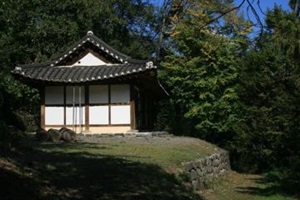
[29,136,216,173]
[0,135,215,200]
[1,135,298,200]
[200,171,298,200]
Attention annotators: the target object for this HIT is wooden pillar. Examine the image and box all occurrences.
[40,87,45,129]
[108,85,111,125]
[149,96,154,130]
[85,85,89,131]
[130,84,136,130]
[63,86,66,126]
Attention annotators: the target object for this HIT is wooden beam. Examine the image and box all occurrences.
[108,84,111,125]
[85,85,89,131]
[130,84,136,130]
[40,87,45,129]
[63,86,66,126]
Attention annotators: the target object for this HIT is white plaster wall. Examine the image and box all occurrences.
[66,106,85,125]
[45,86,64,105]
[73,52,106,66]
[111,85,130,103]
[89,106,109,124]
[88,126,131,134]
[111,105,130,124]
[45,107,64,125]
[89,85,109,104]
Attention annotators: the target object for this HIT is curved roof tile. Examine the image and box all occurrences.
[12,63,154,83]
[11,31,167,98]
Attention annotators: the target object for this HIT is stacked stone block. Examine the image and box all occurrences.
[182,150,230,190]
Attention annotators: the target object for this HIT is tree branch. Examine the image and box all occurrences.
[201,0,246,28]
[246,0,264,38]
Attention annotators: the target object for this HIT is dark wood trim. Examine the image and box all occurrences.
[44,104,67,107]
[130,84,136,130]
[85,85,89,131]
[44,125,64,127]
[88,124,130,127]
[40,87,45,129]
[109,104,131,107]
[149,96,154,129]
[44,124,131,127]
[44,124,129,127]
[108,84,111,125]
[63,86,66,126]
[88,102,130,106]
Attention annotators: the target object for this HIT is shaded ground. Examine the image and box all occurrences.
[200,171,298,200]
[0,135,208,200]
[3,134,296,200]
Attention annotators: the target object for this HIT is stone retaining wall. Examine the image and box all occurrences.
[182,150,230,190]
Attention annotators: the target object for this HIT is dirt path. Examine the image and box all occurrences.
[199,171,260,200]
[199,171,296,200]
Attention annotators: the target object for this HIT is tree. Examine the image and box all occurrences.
[289,0,300,16]
[234,7,300,189]
[159,0,250,141]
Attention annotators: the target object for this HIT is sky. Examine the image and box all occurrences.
[237,0,290,11]
[151,0,291,9]
[150,0,292,34]
[151,0,291,15]
[235,0,291,20]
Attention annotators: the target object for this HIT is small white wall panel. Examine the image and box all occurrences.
[66,86,85,104]
[73,52,107,66]
[45,107,64,125]
[89,106,109,124]
[111,105,130,124]
[66,106,85,125]
[89,85,108,104]
[45,86,64,105]
[111,85,130,103]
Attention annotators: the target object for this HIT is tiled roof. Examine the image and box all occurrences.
[12,62,156,83]
[11,31,158,83]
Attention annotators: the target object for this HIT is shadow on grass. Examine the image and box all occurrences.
[0,139,202,200]
[235,175,299,199]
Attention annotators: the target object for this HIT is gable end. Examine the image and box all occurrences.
[51,31,130,67]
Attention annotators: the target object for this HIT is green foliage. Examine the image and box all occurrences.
[159,0,248,141]
[159,3,300,193]
[0,0,157,65]
[233,7,300,192]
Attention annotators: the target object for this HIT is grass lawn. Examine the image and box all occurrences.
[200,171,298,200]
[0,135,216,200]
[0,134,298,200]
[31,135,218,174]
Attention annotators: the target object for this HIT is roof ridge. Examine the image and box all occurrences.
[49,32,132,67]
[14,31,154,71]
[88,33,131,61]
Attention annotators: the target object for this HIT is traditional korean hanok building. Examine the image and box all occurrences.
[12,31,167,134]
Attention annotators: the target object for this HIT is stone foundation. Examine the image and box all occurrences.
[182,150,230,190]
